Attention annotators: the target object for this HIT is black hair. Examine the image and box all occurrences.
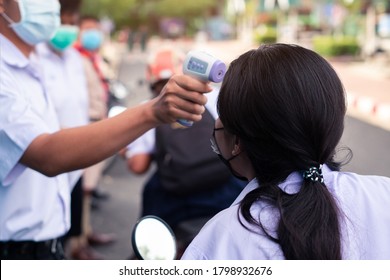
[217,44,347,259]
[59,0,82,14]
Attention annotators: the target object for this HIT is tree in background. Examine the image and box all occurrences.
[81,0,219,35]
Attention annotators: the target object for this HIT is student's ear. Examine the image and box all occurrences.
[232,136,242,156]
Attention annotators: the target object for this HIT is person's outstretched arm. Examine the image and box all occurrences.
[21,75,210,176]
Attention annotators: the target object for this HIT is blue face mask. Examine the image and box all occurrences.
[1,0,61,46]
[80,29,103,51]
[49,25,79,51]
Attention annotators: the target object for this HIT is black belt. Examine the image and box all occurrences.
[0,238,64,259]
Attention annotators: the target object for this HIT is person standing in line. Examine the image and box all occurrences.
[138,25,148,53]
[36,0,106,260]
[0,0,209,260]
[181,44,390,260]
[73,14,118,249]
[126,27,135,53]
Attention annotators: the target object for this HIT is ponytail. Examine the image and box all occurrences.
[239,172,342,259]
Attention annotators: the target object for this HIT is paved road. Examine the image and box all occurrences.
[90,45,390,260]
[340,116,390,177]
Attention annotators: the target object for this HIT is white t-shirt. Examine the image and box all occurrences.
[36,43,89,129]
[36,43,89,185]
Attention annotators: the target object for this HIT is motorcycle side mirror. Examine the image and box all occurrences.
[131,215,177,260]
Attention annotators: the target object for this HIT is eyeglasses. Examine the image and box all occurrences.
[210,127,224,155]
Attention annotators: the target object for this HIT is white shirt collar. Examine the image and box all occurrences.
[0,34,30,68]
[233,164,333,204]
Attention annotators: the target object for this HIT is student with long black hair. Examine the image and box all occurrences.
[0,0,208,260]
[182,44,390,260]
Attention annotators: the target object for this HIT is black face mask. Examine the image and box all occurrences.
[217,154,248,182]
[211,126,248,182]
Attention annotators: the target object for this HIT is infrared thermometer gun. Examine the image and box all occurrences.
[178,50,227,127]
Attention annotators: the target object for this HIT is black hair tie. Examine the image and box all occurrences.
[302,165,324,183]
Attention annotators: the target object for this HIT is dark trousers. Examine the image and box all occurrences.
[66,177,84,238]
[0,238,65,260]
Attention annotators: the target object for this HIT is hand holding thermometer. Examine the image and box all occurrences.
[178,50,227,127]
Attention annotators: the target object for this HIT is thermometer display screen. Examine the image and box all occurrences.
[187,57,208,74]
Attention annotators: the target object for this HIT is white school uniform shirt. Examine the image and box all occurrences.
[0,34,71,241]
[36,43,89,129]
[125,87,220,158]
[36,43,89,185]
[181,165,390,260]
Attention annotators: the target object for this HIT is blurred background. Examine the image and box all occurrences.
[79,0,390,58]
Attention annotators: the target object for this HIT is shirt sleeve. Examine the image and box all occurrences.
[125,128,156,158]
[181,244,208,260]
[0,69,51,186]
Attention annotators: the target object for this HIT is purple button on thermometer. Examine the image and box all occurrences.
[178,51,227,127]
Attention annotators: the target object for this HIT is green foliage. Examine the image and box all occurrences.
[81,0,217,29]
[254,25,277,44]
[298,14,320,31]
[340,0,364,13]
[343,14,364,37]
[312,35,360,57]
[81,0,136,21]
[151,0,216,17]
